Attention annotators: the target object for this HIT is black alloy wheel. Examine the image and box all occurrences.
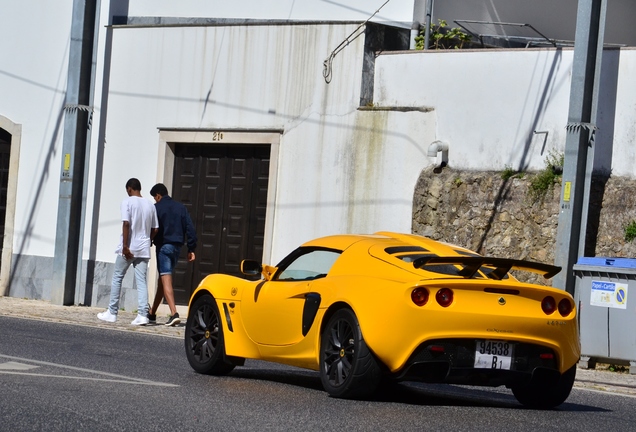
[319,308,381,399]
[184,294,235,375]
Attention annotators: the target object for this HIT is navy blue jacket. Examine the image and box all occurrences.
[153,195,197,252]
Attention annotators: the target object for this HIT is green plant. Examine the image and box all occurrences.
[454,177,463,186]
[501,166,516,180]
[608,364,629,373]
[414,19,472,50]
[529,151,564,201]
[624,221,636,242]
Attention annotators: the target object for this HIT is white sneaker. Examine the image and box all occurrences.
[131,314,149,326]
[97,310,117,323]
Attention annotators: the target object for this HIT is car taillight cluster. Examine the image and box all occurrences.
[411,287,429,306]
[436,288,453,307]
[411,287,454,307]
[541,295,573,317]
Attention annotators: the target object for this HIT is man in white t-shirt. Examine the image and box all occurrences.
[97,178,159,325]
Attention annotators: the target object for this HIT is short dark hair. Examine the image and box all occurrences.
[126,178,142,191]
[150,183,169,197]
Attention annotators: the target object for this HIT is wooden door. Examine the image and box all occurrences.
[171,144,270,304]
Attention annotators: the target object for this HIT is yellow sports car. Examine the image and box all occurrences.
[184,232,579,409]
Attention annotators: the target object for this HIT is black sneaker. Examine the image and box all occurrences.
[147,312,156,324]
[165,313,181,327]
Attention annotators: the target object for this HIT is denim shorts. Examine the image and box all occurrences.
[156,243,182,275]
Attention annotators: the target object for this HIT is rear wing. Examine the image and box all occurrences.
[412,256,561,280]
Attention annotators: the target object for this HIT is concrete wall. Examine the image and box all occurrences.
[100,23,434,269]
[127,0,415,25]
[374,47,636,178]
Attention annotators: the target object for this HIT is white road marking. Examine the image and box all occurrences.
[0,361,39,371]
[0,353,179,387]
[0,371,179,386]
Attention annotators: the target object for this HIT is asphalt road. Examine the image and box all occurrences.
[1,316,636,432]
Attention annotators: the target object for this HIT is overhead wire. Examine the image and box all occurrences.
[322,0,391,84]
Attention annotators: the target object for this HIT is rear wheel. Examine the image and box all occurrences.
[184,294,235,375]
[511,365,576,409]
[319,308,381,399]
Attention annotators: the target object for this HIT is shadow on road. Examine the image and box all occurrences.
[228,365,609,412]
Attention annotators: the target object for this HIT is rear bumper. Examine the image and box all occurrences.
[396,338,562,387]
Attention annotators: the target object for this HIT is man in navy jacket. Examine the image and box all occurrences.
[148,183,197,326]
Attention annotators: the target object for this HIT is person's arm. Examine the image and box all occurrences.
[184,208,197,258]
[150,206,159,245]
[122,221,133,259]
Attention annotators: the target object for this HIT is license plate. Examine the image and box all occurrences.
[474,340,514,370]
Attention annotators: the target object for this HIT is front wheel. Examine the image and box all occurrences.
[511,365,576,409]
[319,308,381,399]
[184,294,235,375]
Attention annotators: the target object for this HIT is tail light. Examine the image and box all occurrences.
[558,298,573,317]
[428,345,445,353]
[541,296,556,315]
[411,287,429,306]
[436,288,454,307]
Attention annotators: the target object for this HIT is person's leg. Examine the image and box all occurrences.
[149,246,165,316]
[108,254,130,315]
[132,258,150,316]
[158,244,181,316]
[161,273,177,316]
[149,276,164,316]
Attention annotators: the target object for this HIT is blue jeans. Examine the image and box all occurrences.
[108,254,149,316]
[156,243,181,276]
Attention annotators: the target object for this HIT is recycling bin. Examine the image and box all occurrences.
[574,257,636,373]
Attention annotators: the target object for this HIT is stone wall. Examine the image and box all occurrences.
[412,167,636,285]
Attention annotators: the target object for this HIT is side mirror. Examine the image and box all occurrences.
[240,259,262,276]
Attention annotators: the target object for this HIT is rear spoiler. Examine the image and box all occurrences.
[412,256,561,280]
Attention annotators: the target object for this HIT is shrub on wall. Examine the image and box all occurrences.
[414,19,472,50]
[529,151,564,202]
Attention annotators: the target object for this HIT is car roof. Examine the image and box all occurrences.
[300,231,471,255]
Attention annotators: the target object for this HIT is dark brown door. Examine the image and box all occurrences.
[170,144,270,304]
[0,129,11,262]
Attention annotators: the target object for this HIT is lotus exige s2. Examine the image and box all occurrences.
[184,232,579,409]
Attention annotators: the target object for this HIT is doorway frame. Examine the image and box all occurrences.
[0,116,22,296]
[156,128,281,269]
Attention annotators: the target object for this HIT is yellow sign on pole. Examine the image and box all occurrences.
[64,154,71,171]
[563,181,571,202]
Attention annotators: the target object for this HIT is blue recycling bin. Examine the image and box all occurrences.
[574,257,636,373]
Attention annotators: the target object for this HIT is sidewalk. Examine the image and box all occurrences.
[0,296,184,339]
[1,296,636,397]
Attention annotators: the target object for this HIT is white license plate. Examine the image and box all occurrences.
[474,340,514,370]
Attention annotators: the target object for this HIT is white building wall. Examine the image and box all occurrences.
[374,47,636,177]
[127,0,415,25]
[0,1,74,258]
[4,0,636,303]
[101,23,434,265]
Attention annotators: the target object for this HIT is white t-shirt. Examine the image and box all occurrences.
[115,196,159,259]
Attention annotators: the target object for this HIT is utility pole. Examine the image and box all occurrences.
[51,0,100,305]
[553,0,607,295]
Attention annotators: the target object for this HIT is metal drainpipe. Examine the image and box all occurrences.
[51,0,100,305]
[424,0,433,50]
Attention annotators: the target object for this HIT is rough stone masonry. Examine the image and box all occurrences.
[412,167,636,285]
